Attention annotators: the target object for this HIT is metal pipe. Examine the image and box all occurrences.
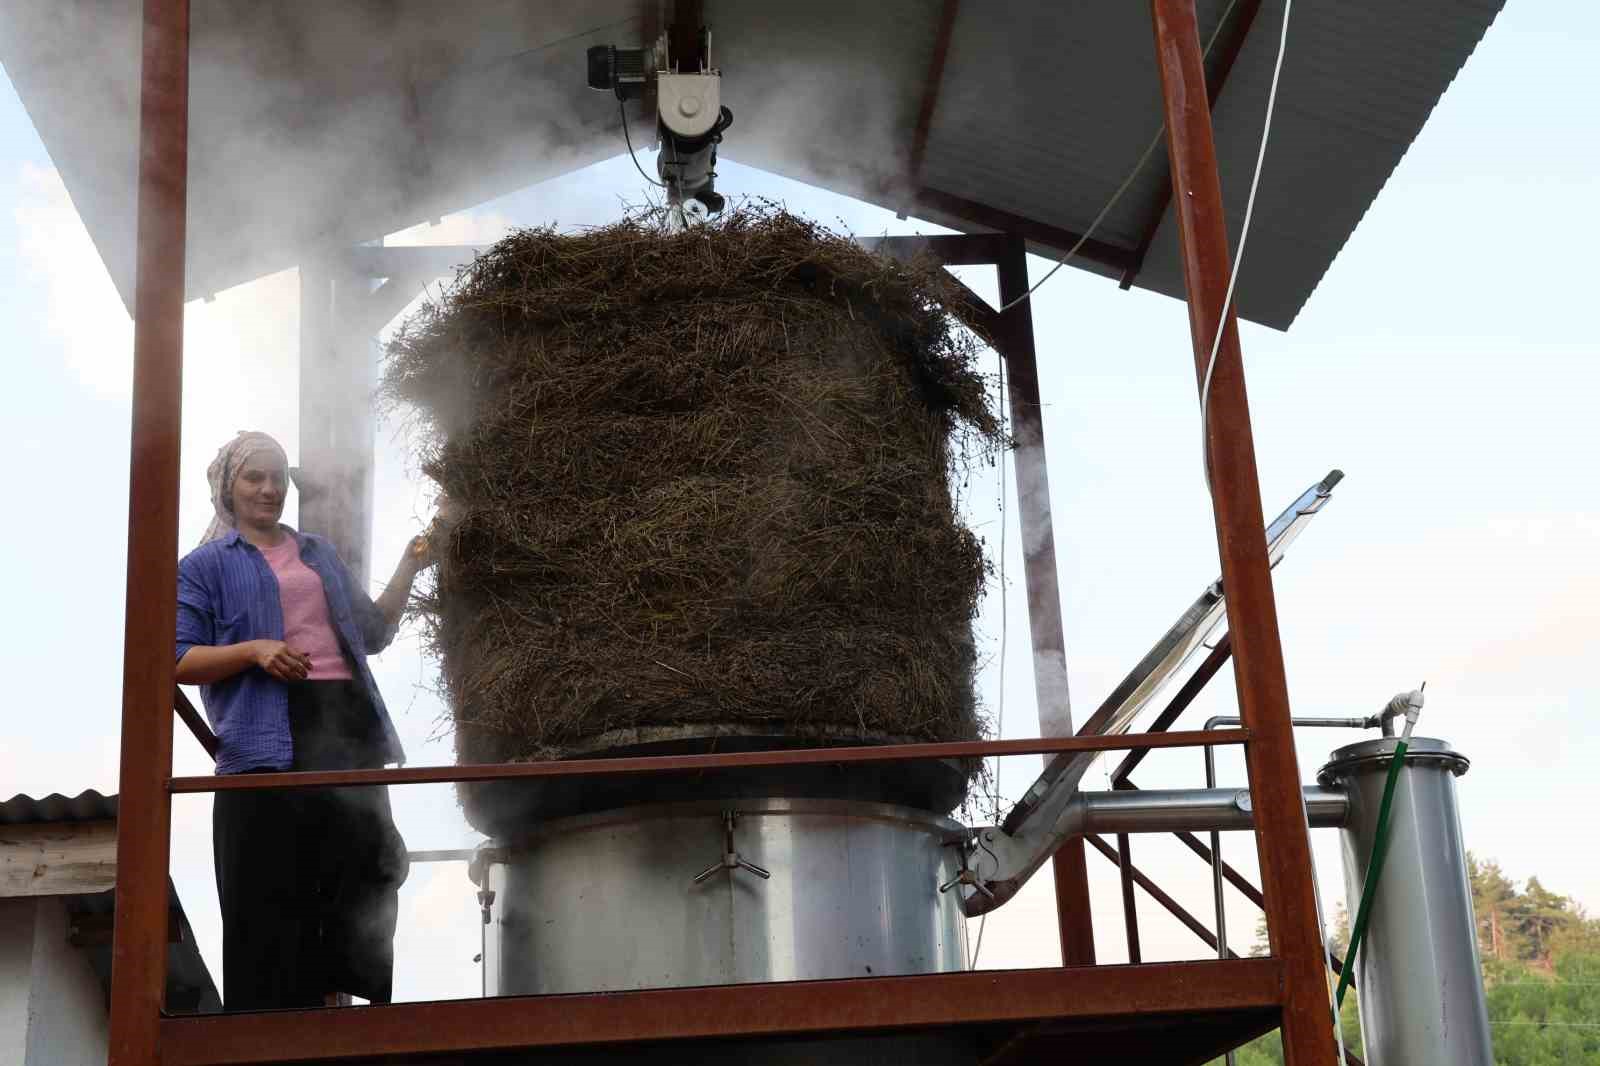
[1079,787,1347,835]
[1149,1,1335,1057]
[1321,739,1492,1065]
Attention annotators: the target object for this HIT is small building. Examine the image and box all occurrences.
[0,791,218,1066]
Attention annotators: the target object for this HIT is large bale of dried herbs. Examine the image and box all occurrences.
[384,208,1001,818]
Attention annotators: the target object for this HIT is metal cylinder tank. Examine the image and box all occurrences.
[480,797,968,995]
[1319,738,1493,1066]
[474,797,976,1065]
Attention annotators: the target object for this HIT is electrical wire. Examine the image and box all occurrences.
[971,349,1010,972]
[618,96,668,189]
[1199,0,1293,494]
[995,0,1243,314]
[993,348,1009,821]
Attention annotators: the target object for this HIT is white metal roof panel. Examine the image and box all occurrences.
[0,0,1505,330]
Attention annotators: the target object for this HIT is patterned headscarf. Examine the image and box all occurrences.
[199,431,290,547]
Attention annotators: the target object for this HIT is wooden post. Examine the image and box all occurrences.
[1148,1,1336,1063]
[108,0,189,1061]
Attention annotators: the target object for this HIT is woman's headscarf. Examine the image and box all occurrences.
[199,430,290,547]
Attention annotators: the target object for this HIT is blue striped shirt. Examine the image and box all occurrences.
[175,527,406,775]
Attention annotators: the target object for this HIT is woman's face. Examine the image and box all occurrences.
[230,453,288,529]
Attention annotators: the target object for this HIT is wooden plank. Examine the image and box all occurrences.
[0,820,118,898]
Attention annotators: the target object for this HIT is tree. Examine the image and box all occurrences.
[1211,856,1600,1066]
[1470,852,1518,962]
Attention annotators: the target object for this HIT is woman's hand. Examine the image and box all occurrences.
[405,533,435,572]
[252,639,313,682]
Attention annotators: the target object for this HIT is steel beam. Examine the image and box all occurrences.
[1086,835,1240,959]
[173,687,218,759]
[906,0,960,189]
[1148,2,1334,1063]
[171,728,1252,794]
[858,232,1012,268]
[913,187,1134,275]
[108,1,188,1063]
[1109,635,1234,786]
[995,234,1094,964]
[1120,0,1264,290]
[158,958,1284,1064]
[1117,832,1142,962]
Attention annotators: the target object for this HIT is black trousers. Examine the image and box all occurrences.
[213,681,408,1010]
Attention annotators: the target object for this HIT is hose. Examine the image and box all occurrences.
[1335,689,1424,1009]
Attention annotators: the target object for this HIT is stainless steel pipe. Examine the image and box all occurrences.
[1076,786,1348,835]
[1320,738,1492,1066]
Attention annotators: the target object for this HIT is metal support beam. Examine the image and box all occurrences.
[913,187,1135,275]
[1120,0,1264,289]
[173,687,218,759]
[108,1,187,1062]
[669,0,705,70]
[1117,832,1142,962]
[171,729,1251,794]
[906,0,960,190]
[1087,835,1240,959]
[158,959,1285,1064]
[1148,2,1334,1063]
[1109,635,1234,786]
[995,234,1095,965]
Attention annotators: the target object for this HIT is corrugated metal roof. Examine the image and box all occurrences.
[0,789,222,1014]
[0,789,118,826]
[1136,0,1506,327]
[0,0,1505,330]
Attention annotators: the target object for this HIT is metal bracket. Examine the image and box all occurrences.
[692,810,771,885]
[476,888,496,926]
[939,839,997,903]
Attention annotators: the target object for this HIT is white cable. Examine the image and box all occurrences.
[996,0,1242,314]
[993,348,1009,821]
[1200,0,1293,494]
[972,349,1009,972]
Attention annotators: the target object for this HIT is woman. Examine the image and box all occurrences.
[175,431,431,1010]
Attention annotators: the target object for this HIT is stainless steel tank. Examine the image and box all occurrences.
[1319,737,1493,1066]
[479,797,968,995]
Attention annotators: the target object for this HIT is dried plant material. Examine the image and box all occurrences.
[384,207,1003,823]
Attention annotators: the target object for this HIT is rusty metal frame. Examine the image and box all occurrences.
[108,1,188,1061]
[1119,0,1265,290]
[170,730,1247,795]
[906,0,960,191]
[1149,1,1336,1061]
[158,958,1285,1065]
[108,1,1337,1062]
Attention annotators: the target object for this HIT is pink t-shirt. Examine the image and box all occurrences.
[260,536,353,681]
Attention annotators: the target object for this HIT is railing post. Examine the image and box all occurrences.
[109,0,189,1062]
[1147,2,1336,1064]
[995,237,1095,966]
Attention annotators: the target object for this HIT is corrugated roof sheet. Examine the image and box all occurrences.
[0,789,222,1014]
[0,0,1505,330]
[0,789,118,826]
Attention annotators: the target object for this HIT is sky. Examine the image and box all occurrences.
[1,0,1597,1005]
